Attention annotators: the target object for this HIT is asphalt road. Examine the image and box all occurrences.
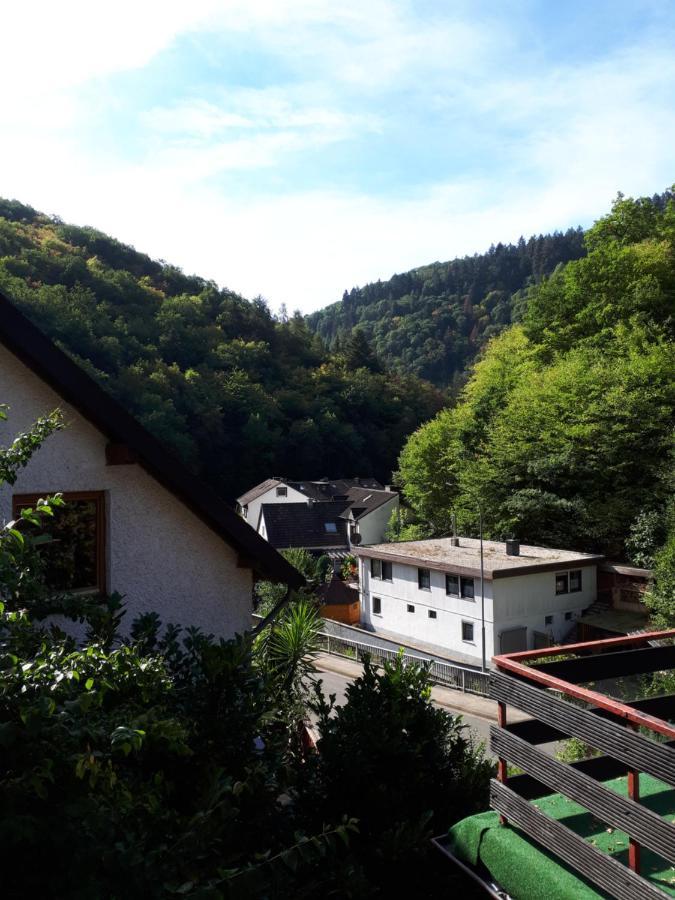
[310,656,501,750]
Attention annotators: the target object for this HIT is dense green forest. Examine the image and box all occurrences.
[397,192,675,561]
[0,199,442,500]
[308,228,587,386]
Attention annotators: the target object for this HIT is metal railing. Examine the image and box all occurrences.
[252,613,490,695]
[317,632,489,695]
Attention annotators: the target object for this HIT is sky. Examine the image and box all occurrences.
[1,1,674,313]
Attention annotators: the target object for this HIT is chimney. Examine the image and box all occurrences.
[450,514,460,547]
[385,484,392,492]
[505,538,520,556]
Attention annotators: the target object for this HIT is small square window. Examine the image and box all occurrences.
[555,573,569,595]
[461,577,475,599]
[373,596,381,615]
[569,570,582,593]
[276,486,287,497]
[565,611,573,621]
[461,621,474,642]
[324,522,337,533]
[428,609,437,619]
[545,615,553,626]
[407,604,415,613]
[371,558,382,579]
[446,574,459,596]
[382,561,393,581]
[418,568,431,590]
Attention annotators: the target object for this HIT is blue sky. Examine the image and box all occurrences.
[1,1,674,312]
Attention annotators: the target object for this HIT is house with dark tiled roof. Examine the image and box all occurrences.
[237,476,398,557]
[258,500,351,553]
[0,292,303,639]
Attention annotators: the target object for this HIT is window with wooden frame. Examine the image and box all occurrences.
[13,491,106,594]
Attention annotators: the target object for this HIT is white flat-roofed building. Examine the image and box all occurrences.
[355,537,603,666]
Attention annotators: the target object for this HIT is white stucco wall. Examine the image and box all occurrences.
[245,484,307,534]
[354,495,399,546]
[493,566,596,651]
[359,554,598,664]
[359,557,494,665]
[0,344,253,638]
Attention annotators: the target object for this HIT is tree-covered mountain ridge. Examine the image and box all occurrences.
[0,198,443,501]
[396,190,675,568]
[307,226,588,386]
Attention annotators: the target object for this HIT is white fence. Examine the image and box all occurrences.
[317,632,489,696]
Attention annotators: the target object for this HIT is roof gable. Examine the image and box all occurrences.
[237,478,283,507]
[0,292,303,589]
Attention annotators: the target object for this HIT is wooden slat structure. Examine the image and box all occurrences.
[488,628,675,899]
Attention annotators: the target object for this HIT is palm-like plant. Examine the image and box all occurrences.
[254,595,324,760]
[256,595,322,697]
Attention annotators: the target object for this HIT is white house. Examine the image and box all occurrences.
[0,293,302,637]
[356,537,602,666]
[238,477,399,553]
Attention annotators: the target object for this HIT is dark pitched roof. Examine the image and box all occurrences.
[316,576,359,606]
[238,477,395,519]
[0,292,304,589]
[286,477,385,501]
[342,486,397,519]
[260,501,350,550]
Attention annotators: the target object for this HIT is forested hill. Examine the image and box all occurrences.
[0,199,443,500]
[397,191,675,562]
[308,229,586,386]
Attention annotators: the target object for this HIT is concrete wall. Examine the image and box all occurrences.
[355,495,398,546]
[244,484,307,533]
[359,556,495,665]
[0,344,253,638]
[359,554,597,664]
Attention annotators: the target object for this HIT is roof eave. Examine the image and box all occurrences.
[354,546,604,580]
[0,293,304,590]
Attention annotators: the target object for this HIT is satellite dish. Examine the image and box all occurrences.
[351,534,362,545]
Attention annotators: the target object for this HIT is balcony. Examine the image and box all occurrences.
[435,629,675,898]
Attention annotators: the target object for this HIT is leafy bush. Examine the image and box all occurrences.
[301,653,494,895]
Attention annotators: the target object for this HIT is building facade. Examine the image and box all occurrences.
[238,477,399,556]
[0,294,302,638]
[356,537,601,665]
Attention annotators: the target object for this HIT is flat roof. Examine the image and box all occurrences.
[355,537,603,580]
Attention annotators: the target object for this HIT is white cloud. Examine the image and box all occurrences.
[0,4,674,314]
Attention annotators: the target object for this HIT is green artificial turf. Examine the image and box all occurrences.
[448,774,675,899]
